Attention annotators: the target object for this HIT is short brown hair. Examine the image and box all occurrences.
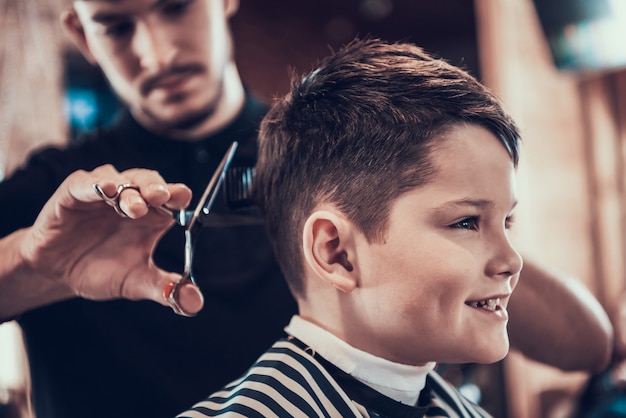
[255,37,520,296]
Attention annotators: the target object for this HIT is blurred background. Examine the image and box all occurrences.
[1,0,626,417]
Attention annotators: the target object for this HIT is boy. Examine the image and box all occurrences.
[177,37,522,417]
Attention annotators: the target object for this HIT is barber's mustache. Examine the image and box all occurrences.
[140,64,204,96]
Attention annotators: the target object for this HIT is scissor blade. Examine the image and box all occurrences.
[186,141,239,232]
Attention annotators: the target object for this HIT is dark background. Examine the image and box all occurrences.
[232,0,479,100]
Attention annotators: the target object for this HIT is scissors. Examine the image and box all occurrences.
[163,141,239,316]
[95,141,239,316]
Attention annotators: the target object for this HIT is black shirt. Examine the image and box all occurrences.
[0,96,297,418]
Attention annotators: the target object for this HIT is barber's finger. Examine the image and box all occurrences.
[118,169,192,213]
[64,165,150,212]
[132,182,192,211]
[117,186,150,219]
[62,165,122,204]
[165,183,193,210]
[90,180,118,200]
[119,168,169,200]
[117,183,192,220]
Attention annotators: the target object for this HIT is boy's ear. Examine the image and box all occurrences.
[60,9,97,65]
[302,210,358,293]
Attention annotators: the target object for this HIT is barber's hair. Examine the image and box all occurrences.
[255,37,520,296]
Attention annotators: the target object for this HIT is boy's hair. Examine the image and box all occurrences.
[255,37,520,296]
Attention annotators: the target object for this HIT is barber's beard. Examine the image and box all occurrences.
[140,83,223,135]
[145,104,216,132]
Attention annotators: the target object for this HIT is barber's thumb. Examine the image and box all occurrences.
[172,281,205,316]
[155,272,204,316]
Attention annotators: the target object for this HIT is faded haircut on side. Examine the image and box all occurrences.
[254,37,520,296]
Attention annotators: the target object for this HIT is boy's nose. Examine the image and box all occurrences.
[489,237,523,281]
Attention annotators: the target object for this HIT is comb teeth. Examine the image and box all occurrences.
[224,166,255,209]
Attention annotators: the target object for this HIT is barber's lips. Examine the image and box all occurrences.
[150,74,191,93]
[152,73,192,92]
[142,66,201,96]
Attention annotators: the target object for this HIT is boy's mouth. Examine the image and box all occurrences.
[465,298,502,312]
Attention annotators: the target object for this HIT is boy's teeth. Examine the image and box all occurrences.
[469,298,501,311]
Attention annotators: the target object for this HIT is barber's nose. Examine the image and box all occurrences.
[133,23,176,70]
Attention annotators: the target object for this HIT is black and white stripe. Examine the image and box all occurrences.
[177,338,492,417]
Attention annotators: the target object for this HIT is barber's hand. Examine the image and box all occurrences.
[19,164,204,315]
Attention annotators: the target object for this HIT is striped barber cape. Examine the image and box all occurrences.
[177,337,493,418]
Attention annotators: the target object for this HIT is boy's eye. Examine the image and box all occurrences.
[451,216,479,231]
[505,214,515,230]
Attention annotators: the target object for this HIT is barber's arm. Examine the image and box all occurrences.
[0,165,200,321]
[508,258,613,372]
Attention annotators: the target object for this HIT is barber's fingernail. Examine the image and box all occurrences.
[163,282,176,301]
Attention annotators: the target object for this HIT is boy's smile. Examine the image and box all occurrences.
[465,294,510,319]
[333,123,522,367]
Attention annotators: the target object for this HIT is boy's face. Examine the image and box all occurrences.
[349,124,522,365]
[67,0,237,132]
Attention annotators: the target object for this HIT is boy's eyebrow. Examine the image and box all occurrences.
[433,198,518,211]
[434,199,494,211]
[89,0,169,23]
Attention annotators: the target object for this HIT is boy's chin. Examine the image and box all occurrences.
[442,337,510,365]
[424,342,509,365]
[471,342,510,365]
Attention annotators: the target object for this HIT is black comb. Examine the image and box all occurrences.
[191,165,262,228]
[223,166,255,210]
